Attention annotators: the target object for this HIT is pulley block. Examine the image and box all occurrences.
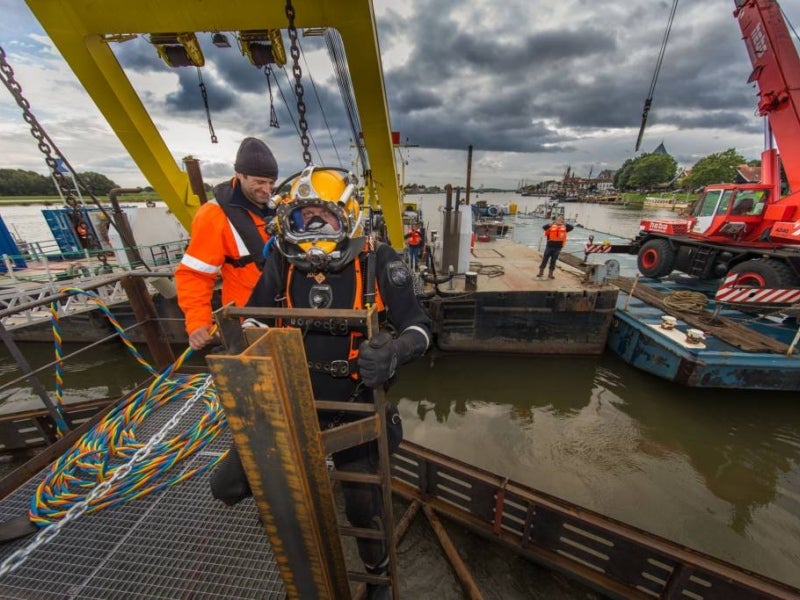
[239,30,287,67]
[150,32,205,67]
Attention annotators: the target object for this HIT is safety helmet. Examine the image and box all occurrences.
[274,166,363,271]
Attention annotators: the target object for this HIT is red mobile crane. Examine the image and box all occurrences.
[615,0,800,291]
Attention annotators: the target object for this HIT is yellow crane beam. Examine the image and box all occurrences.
[24,0,405,248]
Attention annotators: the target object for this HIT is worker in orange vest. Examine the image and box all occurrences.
[175,137,278,350]
[404,223,424,272]
[538,215,573,279]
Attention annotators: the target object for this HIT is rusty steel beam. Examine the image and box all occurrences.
[212,305,399,598]
[206,328,350,599]
[120,275,175,370]
[224,305,377,337]
[422,504,485,600]
[320,416,380,455]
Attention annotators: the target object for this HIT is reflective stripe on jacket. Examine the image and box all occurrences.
[175,198,268,334]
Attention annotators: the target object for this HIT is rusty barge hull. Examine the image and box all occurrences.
[423,237,619,355]
[426,288,617,355]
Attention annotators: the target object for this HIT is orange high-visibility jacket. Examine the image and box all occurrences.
[544,223,568,243]
[175,195,269,335]
[406,229,423,247]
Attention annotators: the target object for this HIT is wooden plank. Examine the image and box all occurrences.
[558,253,792,354]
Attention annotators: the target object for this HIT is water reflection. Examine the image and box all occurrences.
[404,353,593,424]
[390,351,800,588]
[0,342,147,411]
[605,362,800,534]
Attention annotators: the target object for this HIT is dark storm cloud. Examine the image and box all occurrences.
[4,0,795,188]
[374,0,767,158]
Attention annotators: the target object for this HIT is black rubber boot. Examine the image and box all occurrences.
[366,582,391,600]
[365,558,391,600]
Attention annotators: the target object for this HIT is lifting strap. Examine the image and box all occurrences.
[218,185,269,269]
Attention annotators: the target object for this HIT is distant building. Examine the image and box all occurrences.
[735,164,760,183]
[652,141,669,155]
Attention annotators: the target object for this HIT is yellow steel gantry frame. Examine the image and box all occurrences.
[24,0,405,249]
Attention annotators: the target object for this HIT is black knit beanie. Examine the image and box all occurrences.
[234,137,278,179]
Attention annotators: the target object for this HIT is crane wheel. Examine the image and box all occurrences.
[728,259,796,288]
[637,239,675,278]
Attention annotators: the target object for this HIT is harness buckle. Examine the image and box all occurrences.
[329,360,350,377]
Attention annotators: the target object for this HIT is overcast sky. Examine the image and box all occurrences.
[1,0,799,190]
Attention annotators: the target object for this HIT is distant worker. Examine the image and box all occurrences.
[731,197,754,216]
[210,166,432,600]
[404,223,424,271]
[538,214,574,279]
[75,220,89,249]
[175,137,278,350]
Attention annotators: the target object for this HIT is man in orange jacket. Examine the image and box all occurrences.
[175,137,279,350]
[537,214,573,279]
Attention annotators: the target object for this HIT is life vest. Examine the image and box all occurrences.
[545,223,568,243]
[407,229,423,247]
[284,252,385,380]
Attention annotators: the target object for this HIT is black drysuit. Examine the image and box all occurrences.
[210,238,431,569]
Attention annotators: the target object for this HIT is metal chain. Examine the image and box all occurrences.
[0,45,104,248]
[196,67,218,144]
[0,374,215,578]
[285,0,312,166]
[263,65,280,128]
[1,45,81,210]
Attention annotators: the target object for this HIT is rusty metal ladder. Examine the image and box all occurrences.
[209,305,399,599]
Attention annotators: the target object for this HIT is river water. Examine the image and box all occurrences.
[1,197,800,592]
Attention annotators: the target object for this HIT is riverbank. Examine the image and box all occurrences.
[0,194,161,206]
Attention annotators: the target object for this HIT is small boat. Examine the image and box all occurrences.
[531,200,565,220]
[472,218,512,240]
[643,195,691,210]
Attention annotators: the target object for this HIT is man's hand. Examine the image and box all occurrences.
[358,332,398,388]
[188,325,216,350]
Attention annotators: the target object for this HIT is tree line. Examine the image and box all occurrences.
[613,148,762,192]
[0,169,119,196]
[0,149,771,197]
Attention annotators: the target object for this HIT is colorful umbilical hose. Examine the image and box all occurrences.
[31,287,227,526]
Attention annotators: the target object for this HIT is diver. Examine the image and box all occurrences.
[210,165,432,599]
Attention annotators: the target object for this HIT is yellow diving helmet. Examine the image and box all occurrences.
[274,166,363,271]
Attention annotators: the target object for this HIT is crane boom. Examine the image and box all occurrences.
[735,0,800,193]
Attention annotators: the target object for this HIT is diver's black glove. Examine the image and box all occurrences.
[358,332,398,388]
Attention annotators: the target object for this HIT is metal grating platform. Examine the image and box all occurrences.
[0,399,286,599]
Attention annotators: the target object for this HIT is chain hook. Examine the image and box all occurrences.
[263,65,280,129]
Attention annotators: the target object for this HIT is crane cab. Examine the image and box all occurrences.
[688,184,770,241]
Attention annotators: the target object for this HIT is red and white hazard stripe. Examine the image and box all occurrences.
[584,244,612,254]
[715,273,800,304]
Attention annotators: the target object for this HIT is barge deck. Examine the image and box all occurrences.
[425,238,618,355]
